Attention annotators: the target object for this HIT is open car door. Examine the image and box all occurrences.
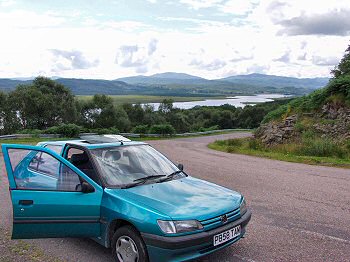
[2,144,103,239]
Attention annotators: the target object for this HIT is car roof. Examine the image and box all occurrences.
[38,139,147,150]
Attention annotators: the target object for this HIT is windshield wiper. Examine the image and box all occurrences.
[157,170,183,183]
[121,175,166,189]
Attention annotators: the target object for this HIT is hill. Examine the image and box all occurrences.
[117,72,210,85]
[0,73,329,96]
[220,73,329,89]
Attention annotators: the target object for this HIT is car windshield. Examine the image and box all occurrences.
[90,145,182,187]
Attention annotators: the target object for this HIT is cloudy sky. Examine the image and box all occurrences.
[0,0,349,79]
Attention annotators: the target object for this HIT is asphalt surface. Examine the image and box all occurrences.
[1,132,350,262]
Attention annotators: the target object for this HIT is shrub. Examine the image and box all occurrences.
[93,127,119,135]
[44,124,81,137]
[149,124,175,135]
[17,129,41,136]
[199,125,219,132]
[132,125,149,134]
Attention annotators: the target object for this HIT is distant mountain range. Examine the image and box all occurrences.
[219,73,329,89]
[0,73,330,96]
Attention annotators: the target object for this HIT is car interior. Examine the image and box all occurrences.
[67,149,100,185]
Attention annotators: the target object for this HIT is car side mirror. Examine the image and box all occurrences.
[177,163,184,171]
[81,181,95,193]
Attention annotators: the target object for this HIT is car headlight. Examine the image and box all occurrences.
[240,198,248,216]
[157,220,203,234]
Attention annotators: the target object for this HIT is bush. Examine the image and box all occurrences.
[199,125,219,132]
[17,129,42,136]
[93,127,119,135]
[132,125,149,134]
[44,124,81,137]
[149,124,175,135]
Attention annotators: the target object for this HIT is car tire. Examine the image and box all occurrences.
[111,225,149,262]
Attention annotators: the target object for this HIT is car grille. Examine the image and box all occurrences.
[200,208,240,231]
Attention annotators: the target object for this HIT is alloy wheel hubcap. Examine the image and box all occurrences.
[116,236,139,262]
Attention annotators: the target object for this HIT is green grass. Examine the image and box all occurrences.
[77,95,221,105]
[209,138,350,168]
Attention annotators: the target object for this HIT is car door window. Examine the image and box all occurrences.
[66,147,101,185]
[29,151,59,178]
[45,144,63,155]
[8,149,82,192]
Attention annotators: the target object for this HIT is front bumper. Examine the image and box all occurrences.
[142,209,251,261]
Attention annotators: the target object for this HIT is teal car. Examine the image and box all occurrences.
[2,135,251,262]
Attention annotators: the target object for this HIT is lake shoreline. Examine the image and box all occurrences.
[143,94,291,110]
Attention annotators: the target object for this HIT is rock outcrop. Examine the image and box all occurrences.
[256,103,350,146]
[313,103,350,140]
[255,115,298,146]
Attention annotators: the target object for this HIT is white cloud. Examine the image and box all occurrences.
[0,0,15,7]
[218,0,259,15]
[0,10,65,29]
[0,1,349,79]
[179,0,222,10]
[179,0,259,15]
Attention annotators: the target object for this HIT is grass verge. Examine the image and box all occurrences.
[208,137,350,168]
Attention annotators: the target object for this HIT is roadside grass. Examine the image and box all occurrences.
[76,95,221,105]
[208,137,350,168]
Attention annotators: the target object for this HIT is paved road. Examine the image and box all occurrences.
[1,132,350,261]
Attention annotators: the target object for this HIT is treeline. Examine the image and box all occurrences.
[0,77,290,136]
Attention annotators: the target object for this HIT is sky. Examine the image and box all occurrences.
[0,0,349,80]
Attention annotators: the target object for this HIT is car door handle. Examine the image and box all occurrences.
[19,200,34,205]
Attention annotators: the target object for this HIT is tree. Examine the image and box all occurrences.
[0,91,20,134]
[149,124,175,135]
[80,94,131,131]
[158,99,174,114]
[122,103,145,125]
[331,44,350,78]
[7,77,77,130]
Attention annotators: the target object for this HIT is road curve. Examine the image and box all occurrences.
[1,132,350,262]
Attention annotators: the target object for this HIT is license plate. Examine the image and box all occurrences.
[213,225,241,246]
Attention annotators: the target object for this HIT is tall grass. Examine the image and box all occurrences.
[209,136,350,168]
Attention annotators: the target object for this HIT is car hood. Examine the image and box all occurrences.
[108,176,242,221]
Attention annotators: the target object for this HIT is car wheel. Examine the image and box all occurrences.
[111,225,149,262]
